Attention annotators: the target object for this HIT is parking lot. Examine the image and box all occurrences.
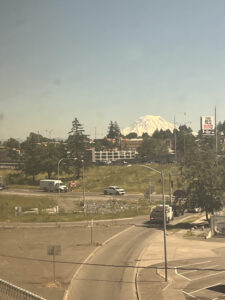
[174,257,225,299]
[153,256,225,300]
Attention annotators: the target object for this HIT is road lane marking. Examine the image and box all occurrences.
[193,270,225,281]
[176,260,211,268]
[182,290,198,299]
[180,265,219,275]
[175,267,192,281]
[190,282,221,294]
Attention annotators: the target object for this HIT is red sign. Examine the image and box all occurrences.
[70,180,76,187]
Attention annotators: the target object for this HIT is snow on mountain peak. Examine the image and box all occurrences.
[122,115,175,137]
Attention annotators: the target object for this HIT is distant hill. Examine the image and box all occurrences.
[122,115,175,137]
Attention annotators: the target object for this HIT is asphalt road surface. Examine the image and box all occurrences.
[153,254,225,300]
[65,222,158,300]
[176,257,225,300]
[2,188,167,201]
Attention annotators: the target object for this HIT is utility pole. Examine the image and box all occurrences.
[174,116,177,163]
[215,106,217,157]
[169,173,172,205]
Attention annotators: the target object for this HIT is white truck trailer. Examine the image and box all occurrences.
[40,180,68,192]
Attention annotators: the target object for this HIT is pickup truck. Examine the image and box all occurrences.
[150,205,174,223]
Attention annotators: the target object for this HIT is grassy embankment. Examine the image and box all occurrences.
[0,163,181,194]
[0,164,181,222]
[0,193,152,222]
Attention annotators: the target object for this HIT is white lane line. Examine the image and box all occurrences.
[190,282,221,294]
[180,265,219,275]
[175,267,192,281]
[176,260,212,268]
[194,270,225,281]
[180,269,198,275]
[182,290,198,299]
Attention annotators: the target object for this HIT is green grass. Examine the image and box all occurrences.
[0,192,151,222]
[184,230,196,237]
[1,164,181,194]
[75,164,180,194]
[0,193,56,221]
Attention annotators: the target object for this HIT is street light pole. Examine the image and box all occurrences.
[81,160,87,216]
[131,164,168,282]
[161,171,168,282]
[57,158,77,194]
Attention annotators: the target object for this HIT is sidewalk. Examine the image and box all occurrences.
[137,227,224,300]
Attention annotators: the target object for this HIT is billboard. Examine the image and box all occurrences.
[201,116,215,135]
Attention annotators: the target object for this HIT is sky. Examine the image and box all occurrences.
[1,0,225,140]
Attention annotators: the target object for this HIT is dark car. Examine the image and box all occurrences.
[0,184,8,191]
[171,204,185,217]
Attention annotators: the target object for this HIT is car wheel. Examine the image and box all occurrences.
[116,191,120,195]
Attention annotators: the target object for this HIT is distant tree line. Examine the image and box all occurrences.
[2,118,225,221]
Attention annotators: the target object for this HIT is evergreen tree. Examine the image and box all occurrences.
[107,121,121,139]
[67,118,89,178]
[125,132,138,139]
[138,137,169,162]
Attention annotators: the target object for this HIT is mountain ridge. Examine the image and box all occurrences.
[122,115,175,137]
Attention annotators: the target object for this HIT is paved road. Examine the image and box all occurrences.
[65,221,158,300]
[2,188,168,201]
[174,256,225,300]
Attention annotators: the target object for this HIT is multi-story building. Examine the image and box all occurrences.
[91,148,137,163]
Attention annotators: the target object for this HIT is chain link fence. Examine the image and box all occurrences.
[0,278,46,300]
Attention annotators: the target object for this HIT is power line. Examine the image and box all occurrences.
[0,253,224,272]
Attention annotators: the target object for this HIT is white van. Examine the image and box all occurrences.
[40,180,68,192]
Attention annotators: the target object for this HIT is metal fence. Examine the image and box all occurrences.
[0,278,46,300]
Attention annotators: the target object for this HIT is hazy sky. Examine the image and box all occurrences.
[1,0,225,140]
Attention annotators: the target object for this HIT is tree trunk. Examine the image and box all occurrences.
[205,209,209,223]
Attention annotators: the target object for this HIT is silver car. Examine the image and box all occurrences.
[103,186,125,195]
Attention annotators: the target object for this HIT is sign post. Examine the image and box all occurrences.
[88,220,94,245]
[47,245,61,282]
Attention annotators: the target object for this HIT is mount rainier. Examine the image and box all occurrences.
[122,115,175,137]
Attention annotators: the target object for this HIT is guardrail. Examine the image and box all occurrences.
[0,278,46,300]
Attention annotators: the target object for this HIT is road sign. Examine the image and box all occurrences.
[47,245,61,256]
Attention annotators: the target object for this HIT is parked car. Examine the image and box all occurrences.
[171,204,185,217]
[103,186,125,195]
[150,205,174,223]
[0,184,8,191]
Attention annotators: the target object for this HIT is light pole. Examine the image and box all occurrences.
[81,160,87,216]
[128,164,168,282]
[57,158,77,193]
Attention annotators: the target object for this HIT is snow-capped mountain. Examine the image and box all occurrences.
[122,115,175,137]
